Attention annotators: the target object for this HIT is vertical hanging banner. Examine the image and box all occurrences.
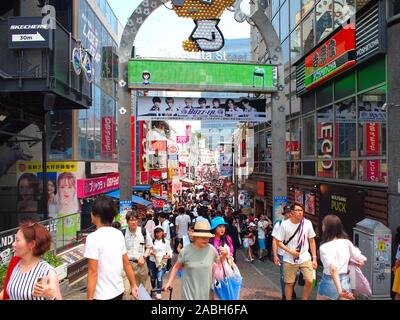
[366,160,380,182]
[366,123,379,156]
[101,116,114,155]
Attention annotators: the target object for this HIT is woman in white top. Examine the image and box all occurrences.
[317,215,367,300]
[148,226,173,300]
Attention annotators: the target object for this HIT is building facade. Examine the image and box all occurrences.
[249,0,399,238]
[0,0,122,237]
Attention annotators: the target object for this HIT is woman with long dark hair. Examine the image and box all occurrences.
[317,215,366,300]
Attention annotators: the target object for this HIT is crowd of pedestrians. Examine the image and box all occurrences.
[2,175,400,301]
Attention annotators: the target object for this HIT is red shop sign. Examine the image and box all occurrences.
[77,173,119,198]
[366,123,379,156]
[305,24,356,90]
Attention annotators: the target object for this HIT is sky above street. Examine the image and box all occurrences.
[108,0,250,58]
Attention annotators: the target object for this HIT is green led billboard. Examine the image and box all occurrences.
[128,59,277,93]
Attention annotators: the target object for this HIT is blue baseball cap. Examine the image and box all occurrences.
[210,216,228,230]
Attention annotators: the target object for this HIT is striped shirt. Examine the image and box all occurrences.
[125,228,152,261]
[7,260,54,300]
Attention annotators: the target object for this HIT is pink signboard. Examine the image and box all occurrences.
[77,173,119,198]
[176,136,189,144]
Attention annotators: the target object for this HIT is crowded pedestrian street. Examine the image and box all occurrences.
[1,0,400,308]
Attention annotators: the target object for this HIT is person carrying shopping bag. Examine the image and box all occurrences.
[317,215,367,300]
[148,226,173,300]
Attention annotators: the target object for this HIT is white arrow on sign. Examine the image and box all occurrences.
[12,32,45,42]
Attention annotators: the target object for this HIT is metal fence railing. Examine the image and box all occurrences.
[0,213,85,266]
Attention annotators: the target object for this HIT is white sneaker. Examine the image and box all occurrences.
[155,293,162,300]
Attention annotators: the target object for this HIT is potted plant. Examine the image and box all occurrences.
[0,264,7,291]
[42,251,67,281]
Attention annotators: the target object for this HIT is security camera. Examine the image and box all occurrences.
[381,103,388,111]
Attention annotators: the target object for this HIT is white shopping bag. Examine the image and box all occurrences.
[138,284,152,300]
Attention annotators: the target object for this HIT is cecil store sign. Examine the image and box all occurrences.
[305,24,356,91]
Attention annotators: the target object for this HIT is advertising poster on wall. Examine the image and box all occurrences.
[117,200,131,229]
[273,196,288,222]
[17,162,81,248]
[137,97,266,122]
[305,193,316,215]
[294,189,304,205]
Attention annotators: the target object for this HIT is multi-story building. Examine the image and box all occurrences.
[248,0,399,238]
[0,0,122,237]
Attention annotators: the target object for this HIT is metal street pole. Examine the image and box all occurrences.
[249,3,287,222]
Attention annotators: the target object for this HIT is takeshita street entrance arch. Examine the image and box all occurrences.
[118,0,288,222]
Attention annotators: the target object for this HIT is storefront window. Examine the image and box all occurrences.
[389,0,400,17]
[290,0,301,31]
[317,106,334,178]
[290,26,302,62]
[358,86,386,157]
[335,72,355,100]
[281,1,290,40]
[290,118,301,160]
[302,114,315,157]
[272,14,280,40]
[48,111,73,160]
[316,0,333,43]
[302,10,315,53]
[303,161,315,176]
[335,97,356,158]
[302,0,314,17]
[265,133,272,160]
[291,73,301,114]
[78,110,88,159]
[282,37,290,65]
[336,160,356,180]
[316,83,333,107]
[358,59,386,92]
[288,162,302,176]
[272,0,280,18]
[302,91,315,114]
[359,159,387,183]
[334,0,356,28]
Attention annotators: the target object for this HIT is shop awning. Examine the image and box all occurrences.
[105,190,153,207]
[133,185,151,191]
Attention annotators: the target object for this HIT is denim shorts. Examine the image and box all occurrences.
[317,273,351,300]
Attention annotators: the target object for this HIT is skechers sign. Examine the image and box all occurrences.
[305,24,356,91]
[8,17,52,50]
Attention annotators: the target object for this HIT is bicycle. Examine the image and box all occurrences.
[71,40,93,83]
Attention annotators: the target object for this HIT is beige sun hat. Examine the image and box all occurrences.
[191,221,215,238]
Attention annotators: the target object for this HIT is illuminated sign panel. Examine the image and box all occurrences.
[128,59,277,93]
[305,25,356,91]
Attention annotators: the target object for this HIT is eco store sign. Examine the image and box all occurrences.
[305,25,356,91]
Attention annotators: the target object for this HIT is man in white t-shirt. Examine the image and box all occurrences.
[175,207,191,251]
[272,205,296,300]
[84,197,138,300]
[274,203,317,300]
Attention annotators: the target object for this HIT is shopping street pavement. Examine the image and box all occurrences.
[63,248,319,300]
